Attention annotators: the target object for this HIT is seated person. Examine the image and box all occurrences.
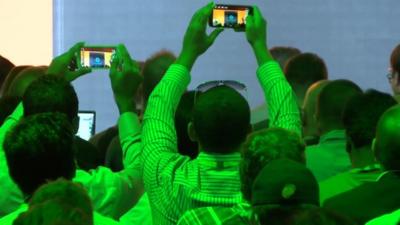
[319,90,397,203]
[324,104,400,224]
[178,128,306,225]
[114,4,300,224]
[306,79,362,181]
[0,43,144,219]
[0,113,118,224]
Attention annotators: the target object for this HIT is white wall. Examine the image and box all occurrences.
[0,0,52,65]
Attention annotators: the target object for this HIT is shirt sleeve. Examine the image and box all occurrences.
[141,63,191,200]
[119,112,142,171]
[257,61,301,135]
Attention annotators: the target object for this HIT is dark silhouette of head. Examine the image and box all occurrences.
[343,90,396,152]
[23,75,79,132]
[374,105,400,172]
[175,91,198,159]
[240,128,305,202]
[191,85,250,153]
[6,66,48,98]
[0,55,15,88]
[0,65,31,96]
[316,79,362,135]
[285,53,328,106]
[142,50,176,106]
[3,113,76,197]
[270,46,301,70]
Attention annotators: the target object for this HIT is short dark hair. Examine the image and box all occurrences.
[316,79,362,127]
[284,53,328,87]
[375,105,400,171]
[0,55,15,88]
[142,50,176,103]
[270,46,301,70]
[175,91,198,159]
[391,44,400,73]
[23,75,78,122]
[193,85,250,153]
[343,90,396,149]
[240,128,305,201]
[3,113,76,196]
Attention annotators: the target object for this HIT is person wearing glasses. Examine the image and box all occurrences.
[388,44,400,103]
[113,3,300,224]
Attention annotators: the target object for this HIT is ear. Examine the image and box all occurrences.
[72,116,79,134]
[187,122,198,142]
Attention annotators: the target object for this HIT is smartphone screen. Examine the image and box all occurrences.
[77,111,96,141]
[209,4,253,28]
[79,47,116,69]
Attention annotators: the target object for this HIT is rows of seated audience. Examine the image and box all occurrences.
[0,3,399,225]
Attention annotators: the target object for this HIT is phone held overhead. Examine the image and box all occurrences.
[209,4,253,29]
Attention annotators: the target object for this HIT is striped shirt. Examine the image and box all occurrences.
[134,61,300,224]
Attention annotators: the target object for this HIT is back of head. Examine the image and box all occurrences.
[23,75,78,122]
[316,79,362,133]
[375,105,400,171]
[391,44,400,74]
[193,85,250,153]
[241,128,305,201]
[29,179,93,222]
[0,55,15,88]
[343,90,396,150]
[0,65,31,96]
[175,91,198,159]
[284,53,328,105]
[6,66,48,97]
[3,112,76,197]
[270,46,301,70]
[302,80,330,139]
[142,50,176,105]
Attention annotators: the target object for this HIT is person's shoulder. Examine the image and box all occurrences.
[323,181,377,208]
[0,204,28,225]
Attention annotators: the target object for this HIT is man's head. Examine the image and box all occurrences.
[23,75,79,132]
[6,66,48,98]
[251,159,319,224]
[240,128,305,201]
[190,85,251,153]
[142,50,176,106]
[343,90,396,156]
[302,80,330,140]
[3,113,76,197]
[284,53,328,106]
[316,79,362,135]
[374,105,400,172]
[0,55,15,88]
[269,46,301,70]
[389,44,400,97]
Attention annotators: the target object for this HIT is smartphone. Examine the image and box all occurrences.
[77,111,96,141]
[78,46,116,69]
[209,4,253,28]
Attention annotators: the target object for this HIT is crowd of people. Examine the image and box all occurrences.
[0,3,399,225]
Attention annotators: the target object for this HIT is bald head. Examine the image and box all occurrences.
[375,105,400,171]
[7,66,48,97]
[302,80,330,138]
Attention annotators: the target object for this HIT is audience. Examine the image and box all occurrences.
[284,52,328,107]
[178,128,306,225]
[306,79,362,181]
[251,46,301,131]
[0,3,399,225]
[301,80,330,145]
[389,44,400,103]
[324,104,400,224]
[319,90,397,203]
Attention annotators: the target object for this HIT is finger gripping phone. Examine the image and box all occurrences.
[209,4,253,28]
[78,46,116,69]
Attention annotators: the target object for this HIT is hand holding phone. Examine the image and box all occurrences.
[209,4,253,29]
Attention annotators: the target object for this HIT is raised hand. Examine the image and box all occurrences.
[47,42,91,82]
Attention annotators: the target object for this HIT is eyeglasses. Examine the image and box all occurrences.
[194,80,248,103]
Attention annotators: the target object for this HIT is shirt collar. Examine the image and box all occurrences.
[197,152,242,170]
